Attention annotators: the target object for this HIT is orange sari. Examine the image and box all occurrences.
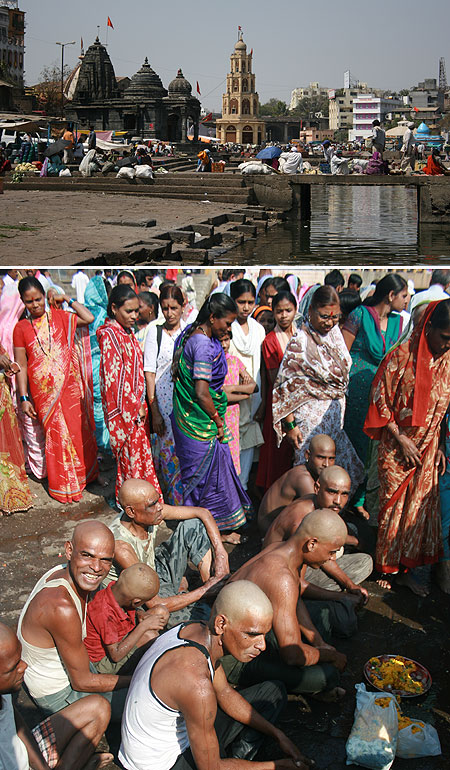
[13,309,98,503]
[364,302,450,572]
[0,345,32,514]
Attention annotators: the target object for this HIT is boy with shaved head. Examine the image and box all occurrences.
[18,521,133,721]
[264,465,372,601]
[258,434,336,534]
[120,581,313,770]
[107,479,229,627]
[85,563,169,674]
[222,510,349,701]
[0,621,112,770]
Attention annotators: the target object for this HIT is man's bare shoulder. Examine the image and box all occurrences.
[25,581,82,624]
[152,643,214,711]
[282,496,315,522]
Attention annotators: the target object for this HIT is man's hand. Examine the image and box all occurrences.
[275,730,314,767]
[140,605,169,630]
[346,585,369,606]
[329,649,347,671]
[274,759,315,769]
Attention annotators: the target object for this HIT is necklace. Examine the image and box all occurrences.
[30,313,51,356]
[198,325,209,337]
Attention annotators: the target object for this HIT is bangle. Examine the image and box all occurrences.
[68,298,75,307]
[211,411,219,420]
[282,418,297,432]
[20,395,29,402]
[148,397,155,406]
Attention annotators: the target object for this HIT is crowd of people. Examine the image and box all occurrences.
[1,265,450,770]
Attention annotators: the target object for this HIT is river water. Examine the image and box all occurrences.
[228,186,450,264]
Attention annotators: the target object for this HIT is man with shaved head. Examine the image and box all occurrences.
[264,465,372,601]
[120,581,313,770]
[18,520,131,721]
[222,510,348,701]
[107,479,229,627]
[0,621,112,770]
[258,434,336,534]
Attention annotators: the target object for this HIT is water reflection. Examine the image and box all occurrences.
[227,186,450,263]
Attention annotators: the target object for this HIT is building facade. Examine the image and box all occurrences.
[349,94,402,141]
[216,34,266,146]
[0,1,24,86]
[65,38,200,142]
[290,82,330,111]
[409,78,444,113]
[328,86,374,133]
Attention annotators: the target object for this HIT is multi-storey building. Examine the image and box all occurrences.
[350,94,402,141]
[0,1,24,86]
[289,82,330,111]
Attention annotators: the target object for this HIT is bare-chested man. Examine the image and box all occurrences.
[264,466,372,602]
[0,622,112,770]
[17,521,143,721]
[120,581,313,770]
[223,510,349,701]
[106,479,229,626]
[258,434,336,534]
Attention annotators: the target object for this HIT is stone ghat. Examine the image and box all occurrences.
[77,208,286,267]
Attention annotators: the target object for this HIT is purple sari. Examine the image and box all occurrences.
[172,332,250,530]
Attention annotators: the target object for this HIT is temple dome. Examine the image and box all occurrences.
[168,68,192,95]
[125,57,166,99]
[235,39,246,51]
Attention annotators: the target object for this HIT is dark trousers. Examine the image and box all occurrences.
[169,680,286,769]
[221,630,340,696]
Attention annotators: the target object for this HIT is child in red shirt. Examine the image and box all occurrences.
[84,563,169,674]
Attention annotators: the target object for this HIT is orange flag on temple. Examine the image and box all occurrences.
[197,81,201,96]
[107,16,114,28]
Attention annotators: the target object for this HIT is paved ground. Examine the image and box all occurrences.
[0,190,243,265]
[1,469,448,770]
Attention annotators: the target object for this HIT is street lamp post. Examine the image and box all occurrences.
[55,41,75,118]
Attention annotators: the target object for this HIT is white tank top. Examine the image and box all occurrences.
[119,623,214,770]
[17,565,87,698]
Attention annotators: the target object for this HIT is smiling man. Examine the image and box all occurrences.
[106,479,229,627]
[119,581,313,770]
[17,521,131,721]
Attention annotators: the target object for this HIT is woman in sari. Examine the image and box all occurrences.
[229,279,265,492]
[144,283,186,505]
[364,300,450,596]
[97,284,161,503]
[171,293,251,540]
[13,277,98,504]
[0,346,32,515]
[256,291,297,491]
[341,274,408,516]
[83,275,112,460]
[272,285,364,493]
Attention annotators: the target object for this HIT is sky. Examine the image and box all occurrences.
[21,0,450,113]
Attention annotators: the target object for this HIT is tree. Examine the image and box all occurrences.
[290,95,329,119]
[259,98,288,116]
[34,62,72,116]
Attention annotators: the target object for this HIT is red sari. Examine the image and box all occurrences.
[364,302,450,573]
[96,319,161,501]
[256,329,293,491]
[13,309,98,503]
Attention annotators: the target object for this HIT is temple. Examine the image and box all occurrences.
[216,33,266,145]
[64,38,200,141]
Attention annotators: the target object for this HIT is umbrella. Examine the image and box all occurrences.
[256,146,282,160]
[44,139,71,158]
